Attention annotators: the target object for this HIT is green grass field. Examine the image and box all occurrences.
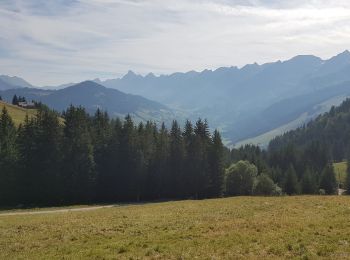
[334,161,347,186]
[1,196,350,259]
[0,101,36,126]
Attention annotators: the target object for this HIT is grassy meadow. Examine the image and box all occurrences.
[334,161,347,186]
[0,100,36,126]
[1,196,350,259]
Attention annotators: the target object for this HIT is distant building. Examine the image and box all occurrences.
[18,101,35,108]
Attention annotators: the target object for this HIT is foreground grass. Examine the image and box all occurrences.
[1,196,350,259]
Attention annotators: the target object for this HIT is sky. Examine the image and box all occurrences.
[0,0,350,86]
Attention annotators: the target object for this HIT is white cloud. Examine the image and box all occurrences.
[0,0,350,86]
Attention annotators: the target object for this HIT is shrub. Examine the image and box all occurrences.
[225,160,257,196]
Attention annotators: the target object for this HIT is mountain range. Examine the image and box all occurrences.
[0,81,175,124]
[1,50,350,146]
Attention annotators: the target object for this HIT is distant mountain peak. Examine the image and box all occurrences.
[328,50,350,61]
[0,75,34,88]
[123,70,138,79]
[68,80,105,90]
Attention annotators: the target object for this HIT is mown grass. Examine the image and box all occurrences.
[334,161,347,186]
[0,101,36,126]
[1,196,350,259]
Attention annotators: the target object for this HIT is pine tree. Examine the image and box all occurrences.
[0,107,19,205]
[192,119,211,198]
[12,95,18,105]
[182,120,195,197]
[92,109,112,201]
[208,130,224,197]
[118,114,138,201]
[33,108,63,204]
[62,106,96,203]
[17,108,63,205]
[319,164,337,195]
[98,118,122,202]
[146,122,169,199]
[166,120,184,198]
[284,164,299,195]
[301,168,318,194]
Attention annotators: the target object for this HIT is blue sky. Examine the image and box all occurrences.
[1,0,350,86]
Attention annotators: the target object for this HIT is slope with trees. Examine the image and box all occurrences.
[0,106,225,207]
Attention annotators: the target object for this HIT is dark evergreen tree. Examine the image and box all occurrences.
[62,106,96,203]
[319,164,337,195]
[182,120,196,198]
[301,168,318,194]
[192,119,211,198]
[147,122,169,199]
[208,130,224,197]
[284,164,299,195]
[12,95,18,105]
[92,109,112,201]
[0,107,19,205]
[98,118,122,202]
[166,120,185,198]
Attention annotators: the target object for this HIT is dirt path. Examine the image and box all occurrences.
[0,205,115,217]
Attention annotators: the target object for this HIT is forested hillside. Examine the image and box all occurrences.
[231,99,350,195]
[0,105,225,206]
[269,98,350,162]
[1,98,350,207]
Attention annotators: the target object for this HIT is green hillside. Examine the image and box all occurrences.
[334,161,347,186]
[0,101,36,126]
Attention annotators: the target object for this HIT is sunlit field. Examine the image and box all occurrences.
[1,196,350,259]
[0,101,36,126]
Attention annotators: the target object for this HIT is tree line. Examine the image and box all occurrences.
[2,97,349,207]
[0,105,227,206]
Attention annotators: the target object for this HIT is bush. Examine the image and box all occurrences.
[225,161,257,196]
[254,174,281,196]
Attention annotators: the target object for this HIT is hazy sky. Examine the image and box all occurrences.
[1,0,350,86]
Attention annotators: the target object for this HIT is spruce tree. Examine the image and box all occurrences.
[208,129,224,197]
[284,164,299,195]
[193,119,211,198]
[118,114,138,200]
[92,109,112,201]
[167,120,184,198]
[182,120,196,197]
[33,108,63,204]
[12,95,18,105]
[301,168,318,194]
[319,164,337,195]
[0,107,19,205]
[62,106,96,203]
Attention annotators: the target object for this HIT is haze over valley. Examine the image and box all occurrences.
[1,50,350,145]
